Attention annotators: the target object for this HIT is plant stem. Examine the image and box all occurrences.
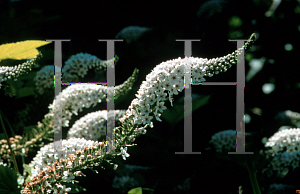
[245,158,261,194]
[0,112,19,174]
[0,110,15,136]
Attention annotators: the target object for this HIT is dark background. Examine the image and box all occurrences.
[0,0,300,193]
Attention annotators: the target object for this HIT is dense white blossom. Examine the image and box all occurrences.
[262,128,300,177]
[0,52,41,89]
[120,55,243,133]
[264,128,300,156]
[63,52,115,75]
[29,138,100,179]
[34,53,116,94]
[48,68,138,133]
[67,110,126,140]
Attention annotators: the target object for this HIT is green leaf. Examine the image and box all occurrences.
[161,95,211,126]
[0,40,51,61]
[16,87,35,98]
[128,187,142,194]
[0,165,21,194]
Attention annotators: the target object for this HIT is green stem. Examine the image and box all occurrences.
[0,112,19,174]
[0,110,15,136]
[245,159,261,194]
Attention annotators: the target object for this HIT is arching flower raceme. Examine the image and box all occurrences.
[22,138,106,194]
[20,34,256,193]
[48,68,138,133]
[0,52,41,89]
[63,53,115,76]
[116,33,256,149]
[35,53,117,94]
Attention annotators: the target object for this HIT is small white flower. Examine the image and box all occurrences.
[62,171,75,183]
[135,90,146,100]
[146,94,156,105]
[138,99,147,107]
[162,80,172,91]
[142,114,153,125]
[134,116,143,125]
[141,104,152,115]
[152,81,162,92]
[156,71,169,81]
[174,82,184,92]
[156,101,167,113]
[168,73,179,84]
[172,65,184,76]
[145,88,155,97]
[169,86,179,95]
[120,147,130,160]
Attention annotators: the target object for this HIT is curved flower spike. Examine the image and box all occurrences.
[35,53,118,94]
[0,52,42,89]
[117,34,256,149]
[63,52,116,78]
[48,68,138,132]
[23,138,106,194]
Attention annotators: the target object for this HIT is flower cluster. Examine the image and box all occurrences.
[264,128,300,156]
[48,68,138,133]
[209,129,251,153]
[209,130,238,153]
[34,53,116,94]
[63,53,116,73]
[114,33,256,150]
[0,52,41,89]
[8,34,257,193]
[0,135,28,163]
[22,138,107,194]
[263,128,300,177]
[29,138,101,179]
[263,151,300,178]
[0,113,56,162]
[67,110,126,141]
[34,65,54,94]
[119,57,207,134]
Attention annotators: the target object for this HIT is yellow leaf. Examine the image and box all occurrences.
[0,40,52,61]
[128,187,142,194]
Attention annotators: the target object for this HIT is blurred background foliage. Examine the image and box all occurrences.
[0,0,300,193]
